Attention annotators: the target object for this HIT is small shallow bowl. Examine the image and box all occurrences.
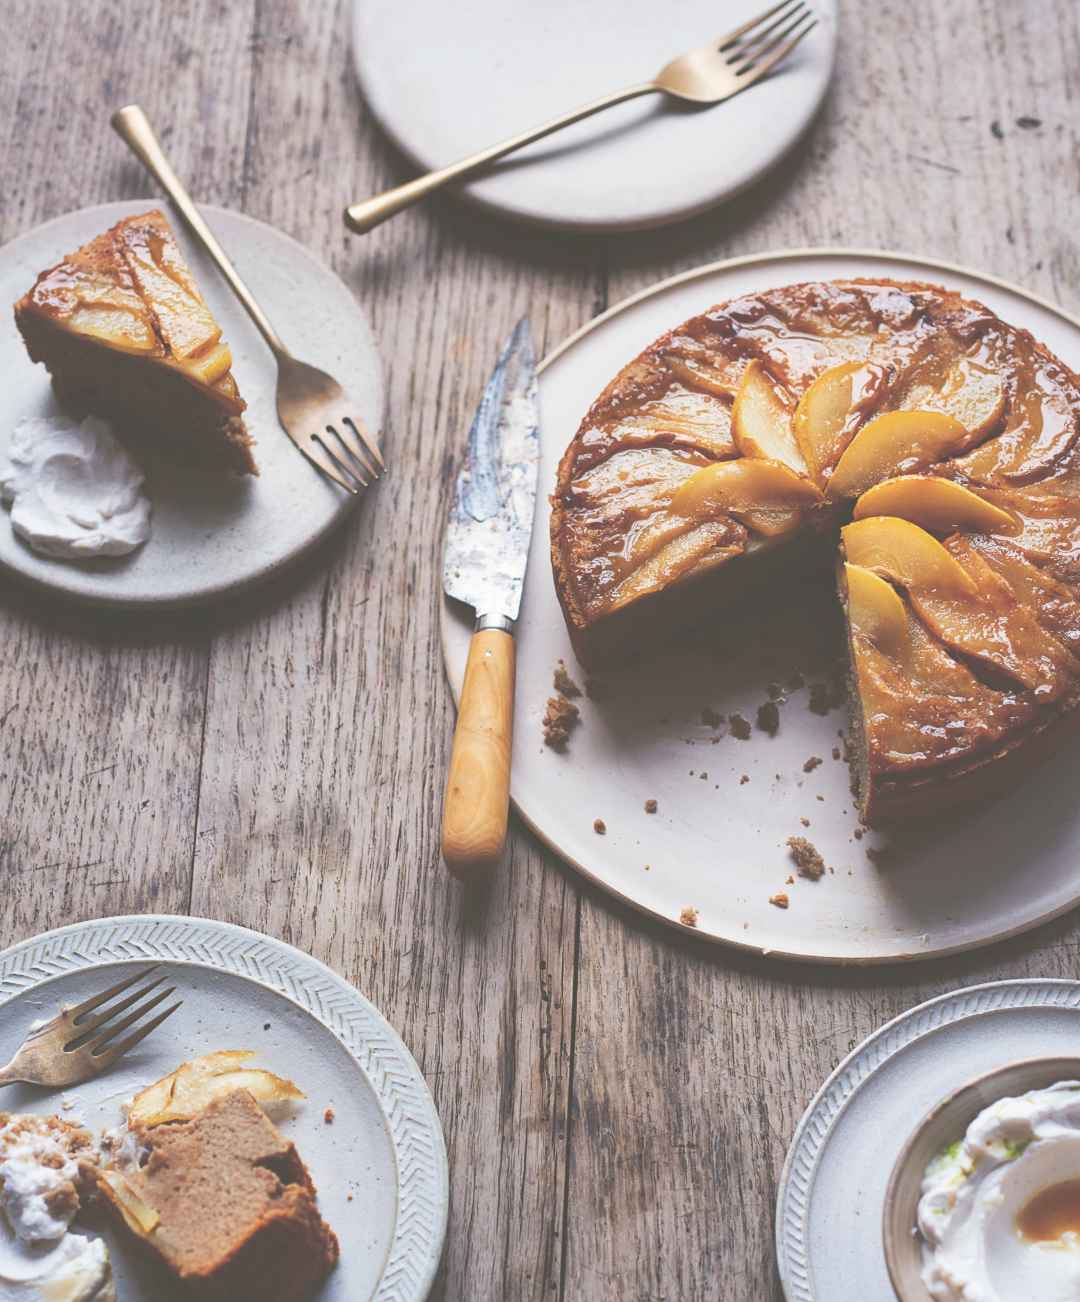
[882,1054,1080,1301]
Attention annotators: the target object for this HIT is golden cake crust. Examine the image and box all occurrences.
[550,278,1080,821]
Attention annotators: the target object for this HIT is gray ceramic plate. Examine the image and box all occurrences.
[0,202,384,609]
[776,980,1080,1301]
[351,0,837,233]
[0,915,447,1302]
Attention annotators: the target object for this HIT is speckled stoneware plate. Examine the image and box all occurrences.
[775,979,1080,1302]
[0,201,384,609]
[350,0,837,233]
[0,915,447,1302]
[441,249,1080,963]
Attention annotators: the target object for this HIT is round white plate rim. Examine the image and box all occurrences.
[774,977,1080,1302]
[440,246,1080,966]
[0,913,448,1302]
[349,0,837,233]
[0,200,385,611]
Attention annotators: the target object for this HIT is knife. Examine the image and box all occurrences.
[441,318,540,877]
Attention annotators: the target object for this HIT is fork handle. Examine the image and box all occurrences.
[442,622,516,878]
[110,104,287,358]
[345,82,658,234]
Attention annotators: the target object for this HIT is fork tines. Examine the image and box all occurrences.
[721,0,817,78]
[65,965,182,1060]
[311,417,382,494]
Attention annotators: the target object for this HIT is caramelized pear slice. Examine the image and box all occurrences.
[847,600,1032,776]
[852,476,1018,536]
[922,537,1080,698]
[842,517,978,597]
[828,410,968,499]
[844,562,910,658]
[670,456,821,538]
[165,339,234,387]
[966,534,1080,655]
[128,1050,304,1128]
[793,361,888,484]
[731,360,808,473]
[609,522,746,611]
[899,356,1006,445]
[957,485,1080,584]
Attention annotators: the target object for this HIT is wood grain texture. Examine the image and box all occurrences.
[0,1,1078,1300]
[442,628,515,876]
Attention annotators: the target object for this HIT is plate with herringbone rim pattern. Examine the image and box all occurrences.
[775,979,1080,1300]
[0,915,448,1301]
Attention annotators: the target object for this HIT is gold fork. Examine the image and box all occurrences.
[0,965,181,1089]
[345,0,817,234]
[112,105,384,495]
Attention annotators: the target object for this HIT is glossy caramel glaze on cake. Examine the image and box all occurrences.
[14,210,256,474]
[550,280,1080,820]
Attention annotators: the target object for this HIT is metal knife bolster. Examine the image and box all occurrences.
[475,613,515,634]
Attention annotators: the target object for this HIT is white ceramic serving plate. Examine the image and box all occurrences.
[776,980,1080,1302]
[0,201,384,609]
[0,915,447,1302]
[442,249,1080,964]
[351,0,837,232]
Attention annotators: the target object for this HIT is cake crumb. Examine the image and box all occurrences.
[803,755,822,773]
[729,713,752,740]
[832,746,841,760]
[644,864,651,871]
[785,875,795,885]
[808,683,830,715]
[324,1108,335,1125]
[593,818,606,835]
[644,798,658,814]
[553,659,582,699]
[739,774,749,785]
[769,892,790,909]
[756,701,780,736]
[787,835,826,881]
[854,827,864,840]
[543,695,580,750]
[800,816,810,828]
[679,906,699,928]
[699,771,708,781]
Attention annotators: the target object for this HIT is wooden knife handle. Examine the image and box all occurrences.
[442,627,515,877]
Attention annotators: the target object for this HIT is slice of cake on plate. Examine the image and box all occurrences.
[13,210,256,474]
[98,1051,338,1301]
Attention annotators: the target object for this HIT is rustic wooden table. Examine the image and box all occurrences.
[1,2,1077,1297]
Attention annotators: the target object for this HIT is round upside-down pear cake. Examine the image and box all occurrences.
[549,279,1080,822]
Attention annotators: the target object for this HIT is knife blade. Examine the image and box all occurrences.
[442,317,540,622]
[441,317,540,877]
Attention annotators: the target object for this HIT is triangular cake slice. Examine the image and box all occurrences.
[14,210,256,474]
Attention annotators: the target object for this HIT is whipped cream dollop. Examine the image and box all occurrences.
[919,1080,1080,1301]
[0,1231,113,1302]
[0,1120,84,1244]
[0,416,151,560]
